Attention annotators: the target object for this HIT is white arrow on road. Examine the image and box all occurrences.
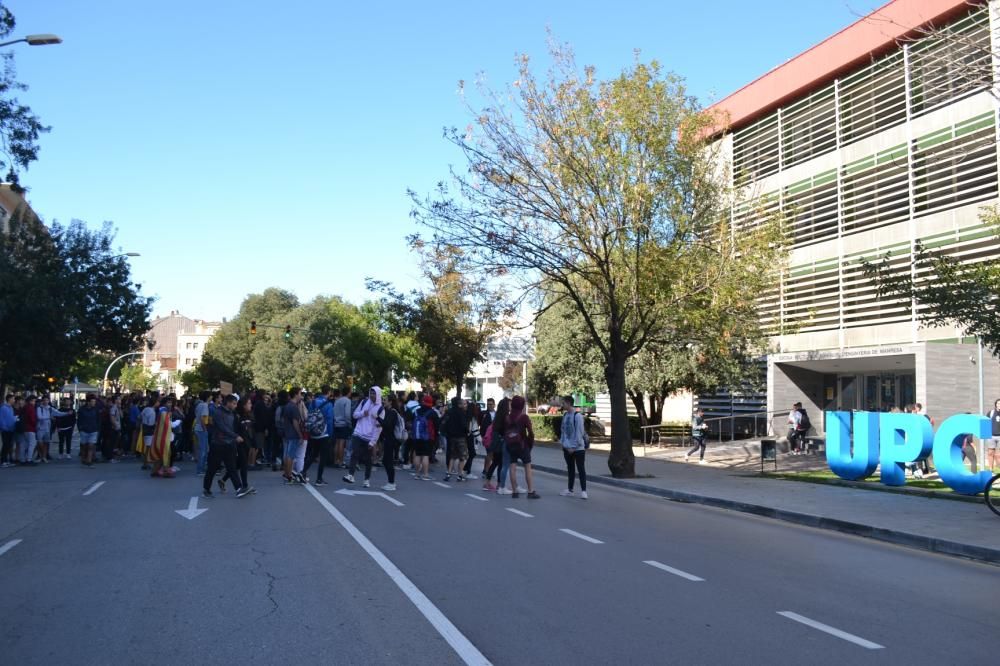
[175,496,208,520]
[334,488,404,507]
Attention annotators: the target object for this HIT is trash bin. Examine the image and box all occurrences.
[760,439,777,473]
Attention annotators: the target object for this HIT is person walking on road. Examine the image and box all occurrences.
[559,395,588,499]
[203,394,250,498]
[504,395,539,499]
[443,397,468,482]
[344,386,384,487]
[332,387,353,468]
[77,395,101,468]
[380,395,404,491]
[0,394,15,467]
[303,386,335,485]
[221,396,256,494]
[410,394,439,481]
[282,388,307,484]
[686,408,709,464]
[54,398,76,460]
[18,395,38,465]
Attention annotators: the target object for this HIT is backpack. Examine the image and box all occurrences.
[393,409,407,442]
[797,409,811,432]
[504,417,525,454]
[413,409,435,441]
[483,424,493,451]
[306,405,327,438]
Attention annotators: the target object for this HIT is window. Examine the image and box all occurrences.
[911,113,998,217]
[193,343,199,349]
[185,342,191,349]
[840,143,910,234]
[838,51,906,145]
[732,110,780,186]
[909,7,991,116]
[783,170,838,247]
[781,84,837,168]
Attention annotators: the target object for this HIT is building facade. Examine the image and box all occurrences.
[143,311,222,394]
[710,0,1000,432]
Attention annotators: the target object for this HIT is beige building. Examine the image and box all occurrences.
[144,311,222,394]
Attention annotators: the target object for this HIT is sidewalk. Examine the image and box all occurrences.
[528,443,1000,565]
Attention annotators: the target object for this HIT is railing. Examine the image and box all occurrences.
[696,410,793,448]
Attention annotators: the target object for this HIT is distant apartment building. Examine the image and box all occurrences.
[706,0,1000,433]
[143,311,222,393]
[0,183,39,235]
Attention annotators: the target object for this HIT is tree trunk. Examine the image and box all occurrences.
[648,393,664,425]
[455,374,464,399]
[606,352,635,478]
[628,389,648,426]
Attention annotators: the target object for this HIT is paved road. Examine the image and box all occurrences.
[1,458,997,664]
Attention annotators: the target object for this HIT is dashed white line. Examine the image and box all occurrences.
[304,484,491,665]
[83,481,105,496]
[506,508,533,518]
[0,539,22,557]
[777,611,884,650]
[559,528,603,544]
[464,493,489,502]
[433,482,451,489]
[643,560,705,582]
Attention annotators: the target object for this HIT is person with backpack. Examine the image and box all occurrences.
[380,394,405,491]
[442,397,468,482]
[794,402,811,455]
[504,395,539,499]
[281,388,307,484]
[303,386,335,486]
[410,394,439,481]
[559,395,588,499]
[686,408,709,464]
[344,386,385,487]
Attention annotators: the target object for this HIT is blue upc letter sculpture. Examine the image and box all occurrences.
[825,411,992,495]
[878,413,933,486]
[826,411,878,480]
[932,414,993,495]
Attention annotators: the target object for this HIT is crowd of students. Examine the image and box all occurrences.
[0,386,592,500]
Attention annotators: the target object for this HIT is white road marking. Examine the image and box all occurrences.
[334,488,405,507]
[82,481,105,496]
[777,611,884,650]
[559,528,603,544]
[304,484,491,665]
[175,496,208,520]
[465,493,489,502]
[0,539,22,557]
[433,482,451,489]
[506,508,533,518]
[643,560,705,582]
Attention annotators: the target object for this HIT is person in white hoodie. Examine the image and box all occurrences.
[343,386,384,487]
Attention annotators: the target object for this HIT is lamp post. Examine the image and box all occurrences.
[113,252,140,259]
[103,352,144,395]
[0,34,62,48]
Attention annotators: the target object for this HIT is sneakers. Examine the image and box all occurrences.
[698,459,707,465]
[527,491,540,499]
[482,483,496,492]
[362,479,370,488]
[560,489,575,497]
[580,491,588,500]
[420,475,433,481]
[202,489,214,499]
[511,491,520,498]
[236,486,252,498]
[443,474,451,482]
[314,479,328,486]
[342,474,355,484]
[496,487,512,495]
[402,464,412,470]
[382,483,396,491]
[465,473,479,480]
[457,475,466,482]
[284,475,297,485]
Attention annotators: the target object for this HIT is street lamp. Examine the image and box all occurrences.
[114,252,140,258]
[0,34,63,48]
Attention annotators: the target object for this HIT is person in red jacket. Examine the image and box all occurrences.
[18,395,38,465]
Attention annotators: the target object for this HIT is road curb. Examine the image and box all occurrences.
[531,463,1000,566]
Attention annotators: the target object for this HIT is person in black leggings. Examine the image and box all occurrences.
[381,397,402,490]
[559,396,588,499]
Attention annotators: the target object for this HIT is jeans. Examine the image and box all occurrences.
[687,438,706,460]
[204,445,241,492]
[1,431,13,463]
[563,448,587,491]
[195,430,209,473]
[303,436,331,481]
[382,438,398,484]
[17,432,37,462]
[497,440,511,488]
[348,435,373,480]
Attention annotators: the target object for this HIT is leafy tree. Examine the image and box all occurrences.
[411,46,783,476]
[0,212,152,394]
[119,363,158,392]
[369,241,510,396]
[863,210,1000,355]
[0,2,49,187]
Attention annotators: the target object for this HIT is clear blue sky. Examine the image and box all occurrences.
[11,0,880,321]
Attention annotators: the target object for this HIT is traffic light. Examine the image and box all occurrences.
[284,325,292,341]
[250,320,257,335]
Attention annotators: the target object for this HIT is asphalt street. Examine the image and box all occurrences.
[1,456,998,665]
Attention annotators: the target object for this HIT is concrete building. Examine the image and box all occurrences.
[709,0,1000,432]
[144,311,222,394]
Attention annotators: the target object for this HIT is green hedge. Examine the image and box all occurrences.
[529,414,606,441]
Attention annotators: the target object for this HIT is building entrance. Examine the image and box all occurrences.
[834,372,915,412]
